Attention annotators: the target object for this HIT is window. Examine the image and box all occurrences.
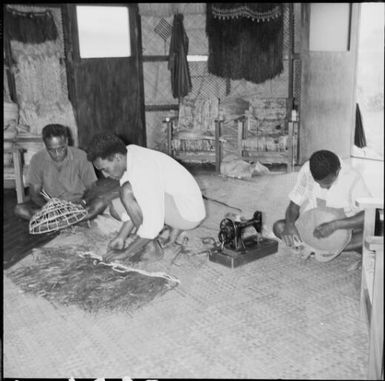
[187,55,208,62]
[76,5,131,58]
[354,3,384,160]
[309,3,351,51]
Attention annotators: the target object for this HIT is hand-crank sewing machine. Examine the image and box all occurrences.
[209,211,278,268]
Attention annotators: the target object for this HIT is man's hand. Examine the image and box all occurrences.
[282,223,302,247]
[104,234,152,262]
[103,236,128,262]
[29,184,47,207]
[108,236,126,251]
[104,248,131,262]
[84,197,108,221]
[313,221,337,239]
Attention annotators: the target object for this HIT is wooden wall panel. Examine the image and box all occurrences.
[299,4,360,163]
[73,58,144,147]
[63,4,145,150]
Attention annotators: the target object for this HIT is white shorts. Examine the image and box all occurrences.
[109,193,203,231]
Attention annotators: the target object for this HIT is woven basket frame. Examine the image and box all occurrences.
[29,198,87,234]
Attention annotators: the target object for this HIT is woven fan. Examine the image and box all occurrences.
[29,190,87,234]
[154,18,172,54]
[295,207,352,262]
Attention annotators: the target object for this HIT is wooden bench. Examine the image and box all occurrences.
[356,197,384,380]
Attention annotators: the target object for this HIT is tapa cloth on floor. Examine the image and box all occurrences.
[7,245,179,313]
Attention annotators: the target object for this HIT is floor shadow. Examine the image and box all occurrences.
[3,188,59,269]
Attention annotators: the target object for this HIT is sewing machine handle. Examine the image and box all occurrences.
[252,211,263,232]
[238,211,262,232]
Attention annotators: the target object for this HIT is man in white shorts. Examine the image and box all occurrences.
[86,133,206,261]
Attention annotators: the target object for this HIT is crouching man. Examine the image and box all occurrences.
[86,133,206,262]
[273,150,372,260]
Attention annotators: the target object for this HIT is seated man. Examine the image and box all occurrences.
[273,150,372,259]
[86,133,206,262]
[14,124,97,220]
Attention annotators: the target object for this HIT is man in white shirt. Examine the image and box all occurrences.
[86,133,206,261]
[273,150,372,257]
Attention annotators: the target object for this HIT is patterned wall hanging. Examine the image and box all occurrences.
[5,6,58,44]
[206,3,284,84]
[138,3,206,17]
[6,4,78,145]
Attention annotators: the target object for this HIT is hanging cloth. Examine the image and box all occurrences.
[354,103,367,148]
[168,13,192,99]
[206,3,283,84]
[5,6,58,44]
[138,3,206,17]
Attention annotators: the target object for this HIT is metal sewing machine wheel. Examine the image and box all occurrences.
[210,210,278,268]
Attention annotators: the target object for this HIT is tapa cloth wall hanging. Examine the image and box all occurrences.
[11,43,78,141]
[206,3,284,84]
[7,5,78,144]
[5,6,58,44]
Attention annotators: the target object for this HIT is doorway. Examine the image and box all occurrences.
[353,3,384,161]
[62,4,146,150]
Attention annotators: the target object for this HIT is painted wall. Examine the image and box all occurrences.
[299,4,360,163]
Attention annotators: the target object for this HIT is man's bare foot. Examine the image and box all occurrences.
[159,227,182,247]
[153,239,164,257]
[128,240,164,263]
[157,226,171,247]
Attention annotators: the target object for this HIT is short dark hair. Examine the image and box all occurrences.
[87,133,127,162]
[309,150,341,181]
[42,124,68,142]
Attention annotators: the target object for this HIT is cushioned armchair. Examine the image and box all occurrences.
[164,97,225,172]
[236,98,297,172]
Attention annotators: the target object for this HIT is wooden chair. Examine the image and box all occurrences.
[164,97,225,173]
[3,142,26,203]
[355,197,384,380]
[236,98,297,172]
[4,135,45,204]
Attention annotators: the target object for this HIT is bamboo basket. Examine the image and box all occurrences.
[29,191,87,234]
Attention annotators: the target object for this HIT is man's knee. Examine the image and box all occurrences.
[14,204,24,217]
[14,203,34,221]
[344,229,363,252]
[273,219,286,239]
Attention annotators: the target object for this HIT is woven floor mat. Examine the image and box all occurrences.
[3,173,369,378]
[4,247,368,379]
